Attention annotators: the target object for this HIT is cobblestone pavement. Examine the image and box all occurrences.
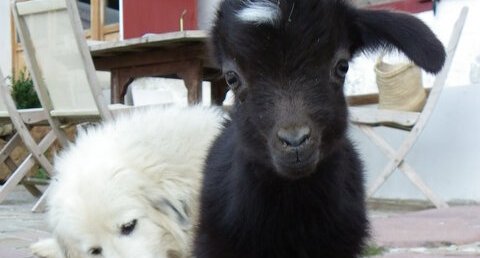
[1,186,479,258]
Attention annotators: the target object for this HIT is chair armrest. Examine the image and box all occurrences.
[349,106,420,128]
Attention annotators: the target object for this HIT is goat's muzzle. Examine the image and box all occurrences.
[270,125,321,179]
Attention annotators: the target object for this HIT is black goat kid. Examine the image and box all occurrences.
[194,0,445,258]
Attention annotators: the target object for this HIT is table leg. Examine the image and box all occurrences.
[178,62,203,105]
[111,70,133,104]
[111,70,121,104]
[210,78,228,106]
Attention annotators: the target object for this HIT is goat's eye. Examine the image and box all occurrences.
[225,71,241,91]
[89,247,102,256]
[334,60,349,78]
[120,219,137,236]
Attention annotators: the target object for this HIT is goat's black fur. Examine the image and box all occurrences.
[194,1,445,258]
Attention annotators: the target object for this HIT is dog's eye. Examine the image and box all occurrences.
[334,60,349,78]
[120,219,137,236]
[89,247,102,256]
[225,71,241,91]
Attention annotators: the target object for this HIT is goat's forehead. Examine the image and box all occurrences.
[236,0,281,25]
[215,0,350,69]
[227,0,347,26]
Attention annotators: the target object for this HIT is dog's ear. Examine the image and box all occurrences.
[148,197,191,230]
[350,8,445,74]
[158,198,190,229]
[30,238,64,258]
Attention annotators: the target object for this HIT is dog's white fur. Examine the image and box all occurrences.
[31,106,224,258]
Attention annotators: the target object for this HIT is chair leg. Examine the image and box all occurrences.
[398,161,448,208]
[0,129,56,207]
[3,156,42,197]
[22,183,43,197]
[0,154,36,203]
[0,133,22,163]
[358,125,448,208]
[358,125,404,196]
[32,187,49,213]
[16,128,57,175]
[28,130,57,212]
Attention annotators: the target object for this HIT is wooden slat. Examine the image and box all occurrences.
[103,23,119,34]
[349,107,420,127]
[16,0,66,16]
[19,108,48,124]
[50,104,131,117]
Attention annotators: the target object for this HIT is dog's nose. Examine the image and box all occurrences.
[277,126,311,148]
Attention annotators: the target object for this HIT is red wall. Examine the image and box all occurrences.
[368,0,433,13]
[123,0,198,39]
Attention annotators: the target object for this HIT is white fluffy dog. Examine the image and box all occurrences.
[31,106,224,258]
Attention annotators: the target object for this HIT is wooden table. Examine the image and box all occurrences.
[89,30,227,105]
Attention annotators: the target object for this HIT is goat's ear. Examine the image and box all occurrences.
[350,9,446,73]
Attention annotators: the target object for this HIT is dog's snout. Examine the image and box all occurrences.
[277,126,311,148]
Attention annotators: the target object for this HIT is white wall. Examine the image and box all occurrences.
[0,0,12,77]
[350,84,480,202]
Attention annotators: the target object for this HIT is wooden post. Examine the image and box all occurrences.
[91,0,103,40]
[10,12,16,76]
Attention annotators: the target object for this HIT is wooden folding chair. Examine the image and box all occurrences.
[11,0,126,146]
[10,0,139,211]
[349,8,468,209]
[11,0,169,211]
[0,68,57,212]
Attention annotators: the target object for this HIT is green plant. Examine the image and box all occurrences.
[362,244,386,257]
[10,69,41,109]
[33,168,50,180]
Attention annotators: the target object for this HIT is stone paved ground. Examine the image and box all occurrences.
[1,186,479,258]
[371,206,480,258]
[0,187,49,258]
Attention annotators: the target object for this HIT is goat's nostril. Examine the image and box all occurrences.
[277,126,311,148]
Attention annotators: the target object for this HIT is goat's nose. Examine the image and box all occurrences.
[277,126,311,148]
